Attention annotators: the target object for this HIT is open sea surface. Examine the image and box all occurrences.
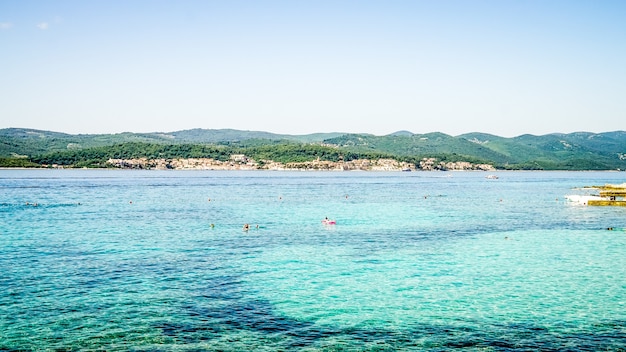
[1,169,625,351]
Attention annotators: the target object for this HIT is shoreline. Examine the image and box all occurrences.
[1,167,624,172]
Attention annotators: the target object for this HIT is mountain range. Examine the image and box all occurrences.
[1,128,626,170]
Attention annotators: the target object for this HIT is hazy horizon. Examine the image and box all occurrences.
[1,1,625,138]
[3,125,625,139]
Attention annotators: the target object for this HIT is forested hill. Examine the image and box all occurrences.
[1,128,626,170]
[0,128,345,156]
[322,131,626,169]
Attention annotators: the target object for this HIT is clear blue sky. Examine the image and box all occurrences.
[1,0,625,137]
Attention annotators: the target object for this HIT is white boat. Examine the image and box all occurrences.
[565,184,626,206]
[564,194,608,205]
[485,175,499,179]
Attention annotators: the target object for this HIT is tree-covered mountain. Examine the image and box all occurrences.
[322,132,508,162]
[0,128,344,157]
[1,127,625,170]
[167,128,345,144]
[458,132,626,169]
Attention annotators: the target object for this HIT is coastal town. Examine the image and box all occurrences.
[105,155,496,171]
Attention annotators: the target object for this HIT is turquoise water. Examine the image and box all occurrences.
[1,169,625,351]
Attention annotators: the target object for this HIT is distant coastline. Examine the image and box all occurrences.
[2,128,625,171]
[103,157,495,172]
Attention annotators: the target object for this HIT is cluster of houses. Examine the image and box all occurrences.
[106,155,257,170]
[106,154,495,171]
[419,158,496,171]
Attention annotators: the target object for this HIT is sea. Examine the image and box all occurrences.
[1,169,625,351]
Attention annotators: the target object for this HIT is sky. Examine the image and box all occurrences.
[1,0,625,137]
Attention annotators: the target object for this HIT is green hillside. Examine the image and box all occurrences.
[0,128,345,157]
[457,132,626,169]
[27,142,393,168]
[1,127,625,170]
[324,131,626,170]
[323,133,511,163]
[0,128,175,157]
[167,129,344,144]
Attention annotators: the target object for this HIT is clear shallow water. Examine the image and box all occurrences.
[1,169,625,351]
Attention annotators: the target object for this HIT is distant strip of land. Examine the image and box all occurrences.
[1,128,625,170]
